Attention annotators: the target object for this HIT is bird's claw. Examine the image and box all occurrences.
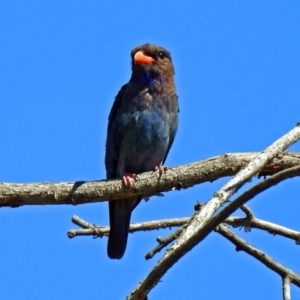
[122,173,137,187]
[153,165,168,174]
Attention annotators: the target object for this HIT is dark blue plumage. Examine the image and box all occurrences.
[105,44,179,259]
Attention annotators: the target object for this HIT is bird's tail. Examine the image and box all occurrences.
[107,200,132,259]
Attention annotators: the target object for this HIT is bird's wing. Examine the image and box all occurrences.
[105,84,127,179]
[162,94,179,165]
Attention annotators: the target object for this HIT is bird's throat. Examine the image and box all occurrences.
[132,73,163,89]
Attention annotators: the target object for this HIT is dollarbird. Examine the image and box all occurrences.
[105,43,179,259]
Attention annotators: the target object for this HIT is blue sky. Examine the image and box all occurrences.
[1,1,300,299]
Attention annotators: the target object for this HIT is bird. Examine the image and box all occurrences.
[105,43,179,259]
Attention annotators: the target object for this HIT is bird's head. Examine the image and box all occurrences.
[130,44,175,85]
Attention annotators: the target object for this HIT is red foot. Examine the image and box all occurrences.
[154,166,168,173]
[122,173,137,187]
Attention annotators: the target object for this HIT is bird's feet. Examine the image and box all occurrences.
[122,173,137,187]
[153,166,168,174]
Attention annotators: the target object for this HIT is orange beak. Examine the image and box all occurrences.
[134,51,155,65]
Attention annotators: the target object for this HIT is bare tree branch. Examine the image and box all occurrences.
[1,151,300,207]
[127,125,300,300]
[68,164,300,263]
[216,224,300,288]
[69,177,300,298]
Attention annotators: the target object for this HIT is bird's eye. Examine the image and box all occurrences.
[158,52,165,59]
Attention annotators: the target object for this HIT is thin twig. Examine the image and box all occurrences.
[68,215,189,238]
[145,226,184,260]
[226,216,300,244]
[72,215,95,228]
[240,205,254,219]
[216,224,300,288]
[145,204,206,259]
